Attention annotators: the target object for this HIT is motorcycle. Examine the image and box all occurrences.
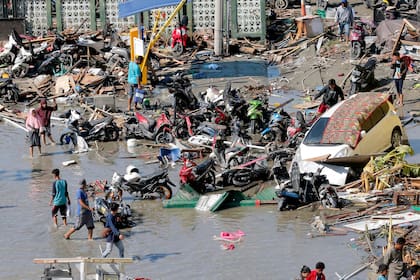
[0,30,21,65]
[168,73,199,111]
[11,41,50,78]
[114,165,175,199]
[173,111,207,140]
[0,77,21,103]
[296,170,342,208]
[260,110,291,143]
[179,155,218,193]
[349,57,377,95]
[93,197,133,228]
[59,109,120,144]
[125,111,173,144]
[210,135,251,169]
[171,24,188,56]
[247,95,269,134]
[349,20,375,60]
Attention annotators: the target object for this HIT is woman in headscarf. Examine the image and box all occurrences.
[25,108,42,157]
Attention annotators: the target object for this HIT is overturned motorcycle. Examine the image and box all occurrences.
[112,165,175,199]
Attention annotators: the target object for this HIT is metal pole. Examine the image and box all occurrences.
[56,0,62,32]
[214,0,223,56]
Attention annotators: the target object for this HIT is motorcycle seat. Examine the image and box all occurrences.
[194,159,214,175]
[141,170,166,183]
[364,58,377,70]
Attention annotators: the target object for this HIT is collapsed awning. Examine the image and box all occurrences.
[118,0,189,18]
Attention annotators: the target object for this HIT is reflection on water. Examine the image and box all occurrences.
[0,122,369,279]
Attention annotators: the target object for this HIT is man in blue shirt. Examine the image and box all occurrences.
[127,56,143,111]
[101,203,125,258]
[64,179,95,240]
[49,169,70,227]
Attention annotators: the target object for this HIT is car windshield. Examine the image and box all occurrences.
[303,117,330,145]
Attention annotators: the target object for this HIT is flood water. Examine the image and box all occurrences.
[0,122,374,280]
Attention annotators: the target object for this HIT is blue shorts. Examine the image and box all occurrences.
[339,22,350,36]
[394,79,404,94]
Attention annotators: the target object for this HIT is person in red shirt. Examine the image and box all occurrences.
[307,262,326,280]
[36,98,57,145]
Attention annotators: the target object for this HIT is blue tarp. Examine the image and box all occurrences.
[118,0,187,18]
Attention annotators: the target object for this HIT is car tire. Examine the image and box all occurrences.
[391,128,402,149]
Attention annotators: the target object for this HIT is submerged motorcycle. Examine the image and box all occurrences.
[179,155,217,193]
[113,165,175,199]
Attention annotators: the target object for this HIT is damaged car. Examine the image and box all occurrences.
[290,92,406,187]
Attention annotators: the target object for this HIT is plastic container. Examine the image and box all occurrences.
[305,17,324,38]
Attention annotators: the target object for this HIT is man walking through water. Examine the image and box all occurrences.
[64,179,94,240]
[50,169,71,227]
[101,203,125,258]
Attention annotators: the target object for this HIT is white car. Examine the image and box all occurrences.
[290,92,405,187]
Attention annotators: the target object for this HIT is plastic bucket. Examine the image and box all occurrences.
[127,138,140,147]
[305,5,312,15]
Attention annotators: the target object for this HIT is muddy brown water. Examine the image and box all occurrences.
[0,122,373,280]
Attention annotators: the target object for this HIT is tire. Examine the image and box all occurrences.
[150,57,160,71]
[232,169,252,187]
[249,119,256,135]
[60,133,75,145]
[105,126,119,141]
[7,88,20,103]
[261,130,276,143]
[61,54,73,70]
[12,65,28,78]
[351,42,362,60]
[157,185,173,199]
[155,131,174,144]
[1,53,14,64]
[391,128,402,149]
[350,82,360,95]
[290,162,301,192]
[172,42,184,57]
[275,0,288,9]
[278,197,287,211]
[203,171,216,188]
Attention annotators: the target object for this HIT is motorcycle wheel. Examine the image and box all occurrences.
[155,131,174,144]
[249,119,256,135]
[150,57,160,71]
[105,126,119,141]
[351,42,362,60]
[275,0,288,9]
[349,82,360,95]
[172,42,184,57]
[1,53,14,64]
[278,197,287,211]
[12,65,29,78]
[321,192,338,208]
[232,169,252,187]
[61,54,73,70]
[60,133,76,145]
[290,162,301,192]
[261,130,276,143]
[156,185,173,199]
[7,88,20,103]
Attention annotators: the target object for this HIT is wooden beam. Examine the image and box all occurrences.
[391,22,406,55]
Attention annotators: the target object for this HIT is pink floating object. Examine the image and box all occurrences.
[219,230,245,240]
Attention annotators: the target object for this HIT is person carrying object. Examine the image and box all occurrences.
[64,179,95,240]
[127,56,143,111]
[335,0,355,43]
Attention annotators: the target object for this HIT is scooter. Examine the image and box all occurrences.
[349,57,377,95]
[59,109,120,144]
[114,165,175,199]
[171,24,188,56]
[0,30,21,65]
[349,21,374,60]
[218,158,270,187]
[125,111,173,144]
[93,197,133,228]
[260,110,291,143]
[179,155,217,193]
[210,135,251,169]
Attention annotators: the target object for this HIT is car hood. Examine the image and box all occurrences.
[296,143,354,161]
